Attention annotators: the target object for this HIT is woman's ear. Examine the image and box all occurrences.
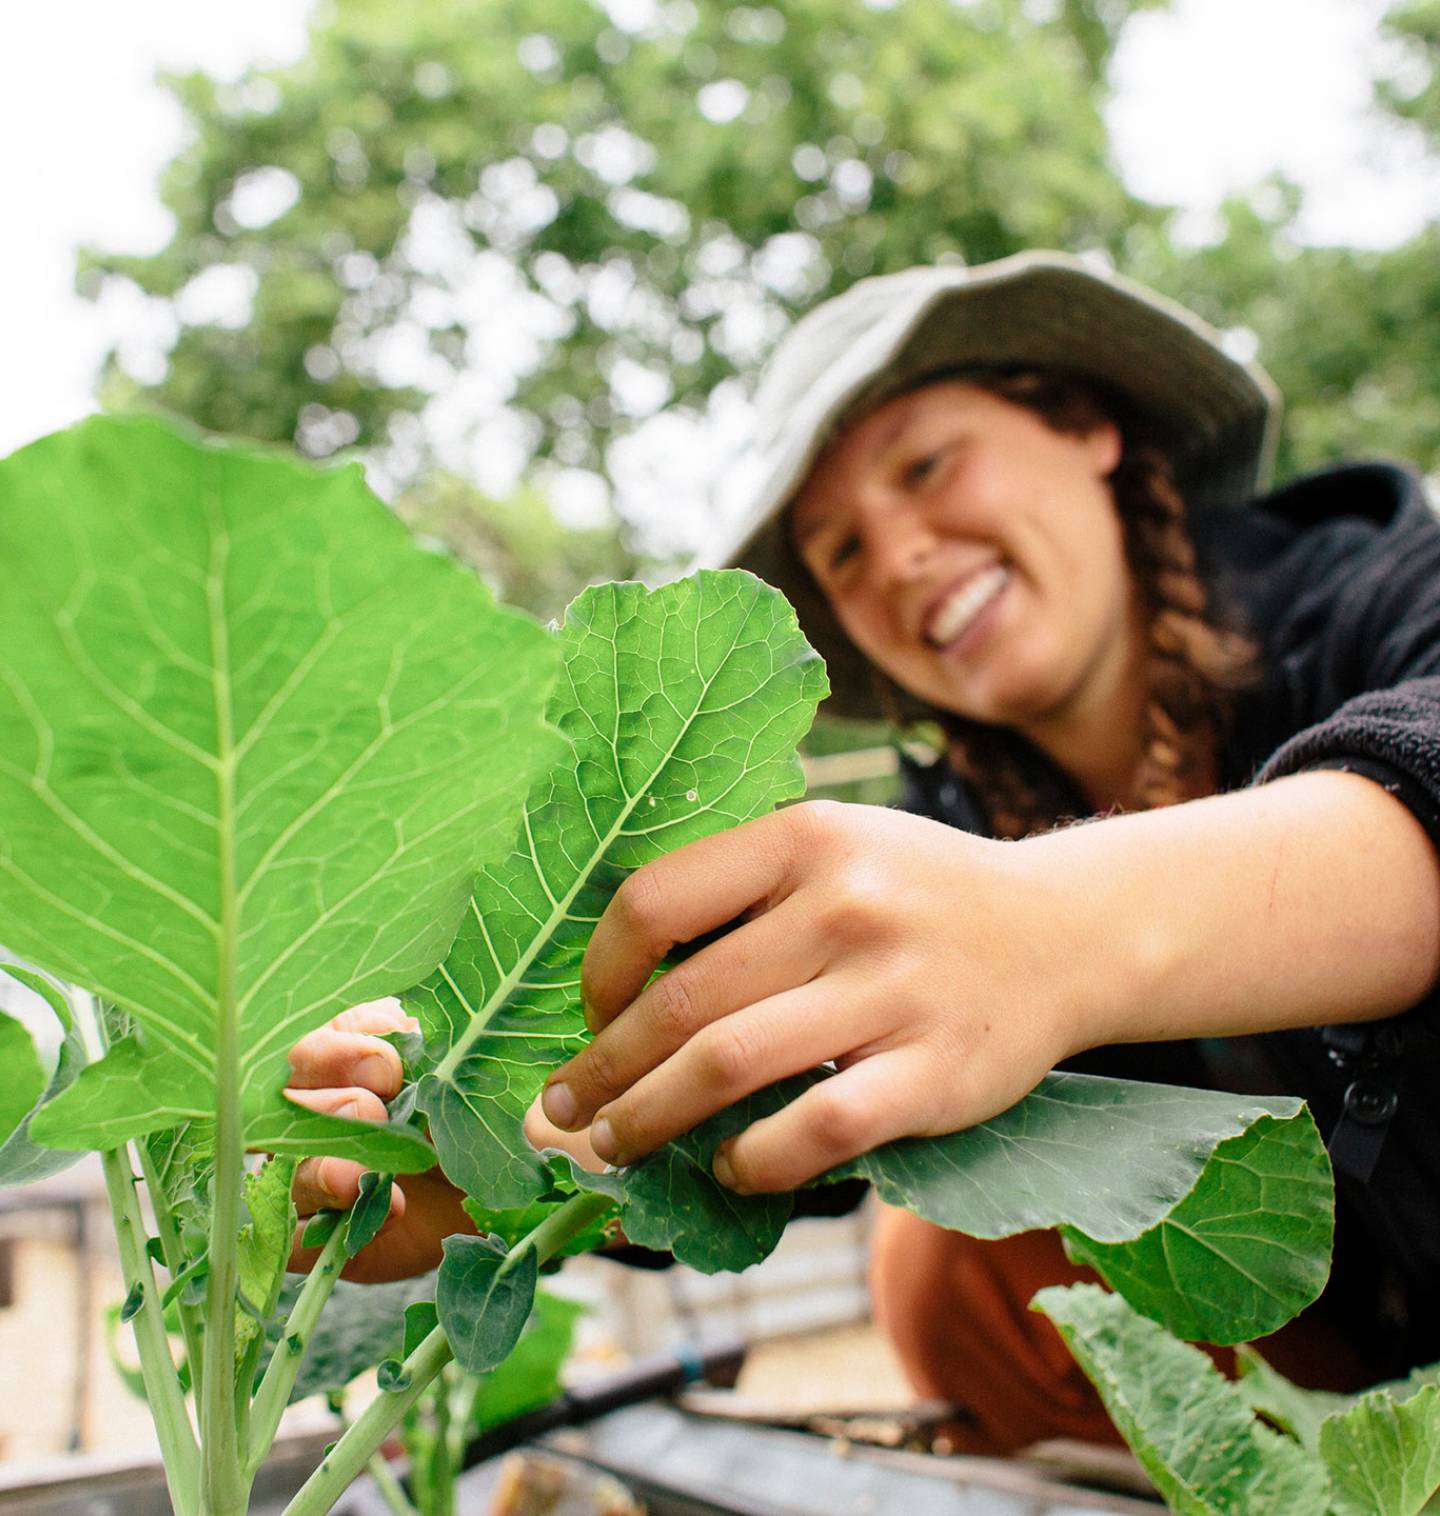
[1087,419,1123,478]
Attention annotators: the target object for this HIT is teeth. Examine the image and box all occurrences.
[927,566,1009,646]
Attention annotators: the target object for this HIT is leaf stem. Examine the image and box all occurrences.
[245,1219,348,1473]
[366,1452,419,1516]
[73,992,201,1515]
[282,1321,454,1516]
[134,1140,207,1408]
[282,1190,610,1516]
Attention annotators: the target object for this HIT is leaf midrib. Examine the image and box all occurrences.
[431,589,742,1085]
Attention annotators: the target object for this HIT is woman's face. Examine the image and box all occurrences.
[789,380,1143,742]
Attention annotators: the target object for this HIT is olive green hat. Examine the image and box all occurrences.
[705,250,1281,720]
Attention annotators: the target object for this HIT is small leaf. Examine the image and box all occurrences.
[30,1035,210,1150]
[436,1233,538,1375]
[120,1281,146,1323]
[0,1008,48,1148]
[403,1299,439,1359]
[343,1171,393,1257]
[1237,1346,1352,1454]
[301,1209,344,1250]
[0,969,87,1187]
[236,1155,299,1358]
[377,1358,412,1393]
[1320,1382,1440,1516]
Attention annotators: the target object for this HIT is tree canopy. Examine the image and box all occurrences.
[81,0,1440,571]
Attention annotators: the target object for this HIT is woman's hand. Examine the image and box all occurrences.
[539,801,1089,1196]
[285,1000,610,1282]
[538,774,1440,1198]
[285,1000,473,1283]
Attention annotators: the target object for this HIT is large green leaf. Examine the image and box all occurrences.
[1061,1112,1333,1343]
[0,416,562,1157]
[408,572,827,1208]
[1033,1283,1330,1515]
[1320,1385,1440,1516]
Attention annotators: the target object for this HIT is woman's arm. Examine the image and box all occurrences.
[543,775,1440,1195]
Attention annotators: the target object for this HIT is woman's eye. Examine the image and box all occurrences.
[903,451,940,487]
[828,534,859,571]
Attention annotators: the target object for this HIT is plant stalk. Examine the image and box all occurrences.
[135,1140,207,1407]
[245,1218,348,1472]
[282,1190,612,1516]
[367,1452,420,1516]
[72,992,201,1515]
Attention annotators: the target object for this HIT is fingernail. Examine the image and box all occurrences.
[581,996,599,1036]
[542,1080,578,1130]
[713,1144,739,1190]
[357,1051,395,1091]
[317,1159,345,1205]
[590,1116,619,1164]
[336,1099,362,1121]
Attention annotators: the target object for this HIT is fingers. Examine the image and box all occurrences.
[287,1027,406,1098]
[582,807,811,1025]
[285,1085,392,1219]
[546,896,828,1133]
[522,1096,610,1175]
[581,977,864,1167]
[716,1049,933,1193]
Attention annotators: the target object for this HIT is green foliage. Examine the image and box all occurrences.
[0,966,87,1187]
[1061,1113,1333,1343]
[0,415,561,1163]
[1035,1284,1330,1515]
[0,416,1352,1514]
[408,569,829,1209]
[1036,1285,1440,1516]
[0,992,49,1147]
[78,0,1161,477]
[468,1290,584,1433]
[436,1234,539,1376]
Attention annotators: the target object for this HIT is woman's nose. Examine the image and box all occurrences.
[865,511,936,586]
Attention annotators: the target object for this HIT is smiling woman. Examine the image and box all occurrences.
[536,250,1440,1451]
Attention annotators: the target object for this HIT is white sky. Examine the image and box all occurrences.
[1,0,1435,465]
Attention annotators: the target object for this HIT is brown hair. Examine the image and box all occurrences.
[866,370,1258,839]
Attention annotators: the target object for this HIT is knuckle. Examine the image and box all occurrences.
[697,1018,765,1090]
[576,1036,624,1101]
[647,969,702,1043]
[614,866,669,950]
[805,1085,873,1156]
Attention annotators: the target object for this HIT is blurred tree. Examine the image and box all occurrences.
[80,0,1167,488]
[394,473,640,619]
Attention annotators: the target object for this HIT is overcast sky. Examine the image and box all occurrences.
[1,0,1435,463]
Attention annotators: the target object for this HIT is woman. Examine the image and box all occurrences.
[288,252,1440,1451]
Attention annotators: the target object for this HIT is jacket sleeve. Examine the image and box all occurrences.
[1252,489,1440,855]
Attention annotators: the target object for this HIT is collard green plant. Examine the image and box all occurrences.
[0,416,1341,1516]
[1035,1284,1440,1516]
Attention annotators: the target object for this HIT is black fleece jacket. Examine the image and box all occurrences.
[902,461,1440,1375]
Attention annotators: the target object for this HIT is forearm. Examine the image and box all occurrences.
[1036,770,1440,1054]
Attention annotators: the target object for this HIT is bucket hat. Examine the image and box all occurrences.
[705,249,1281,719]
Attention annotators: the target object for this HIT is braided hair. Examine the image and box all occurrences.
[868,370,1258,839]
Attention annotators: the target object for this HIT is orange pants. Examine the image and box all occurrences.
[868,1204,1378,1455]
